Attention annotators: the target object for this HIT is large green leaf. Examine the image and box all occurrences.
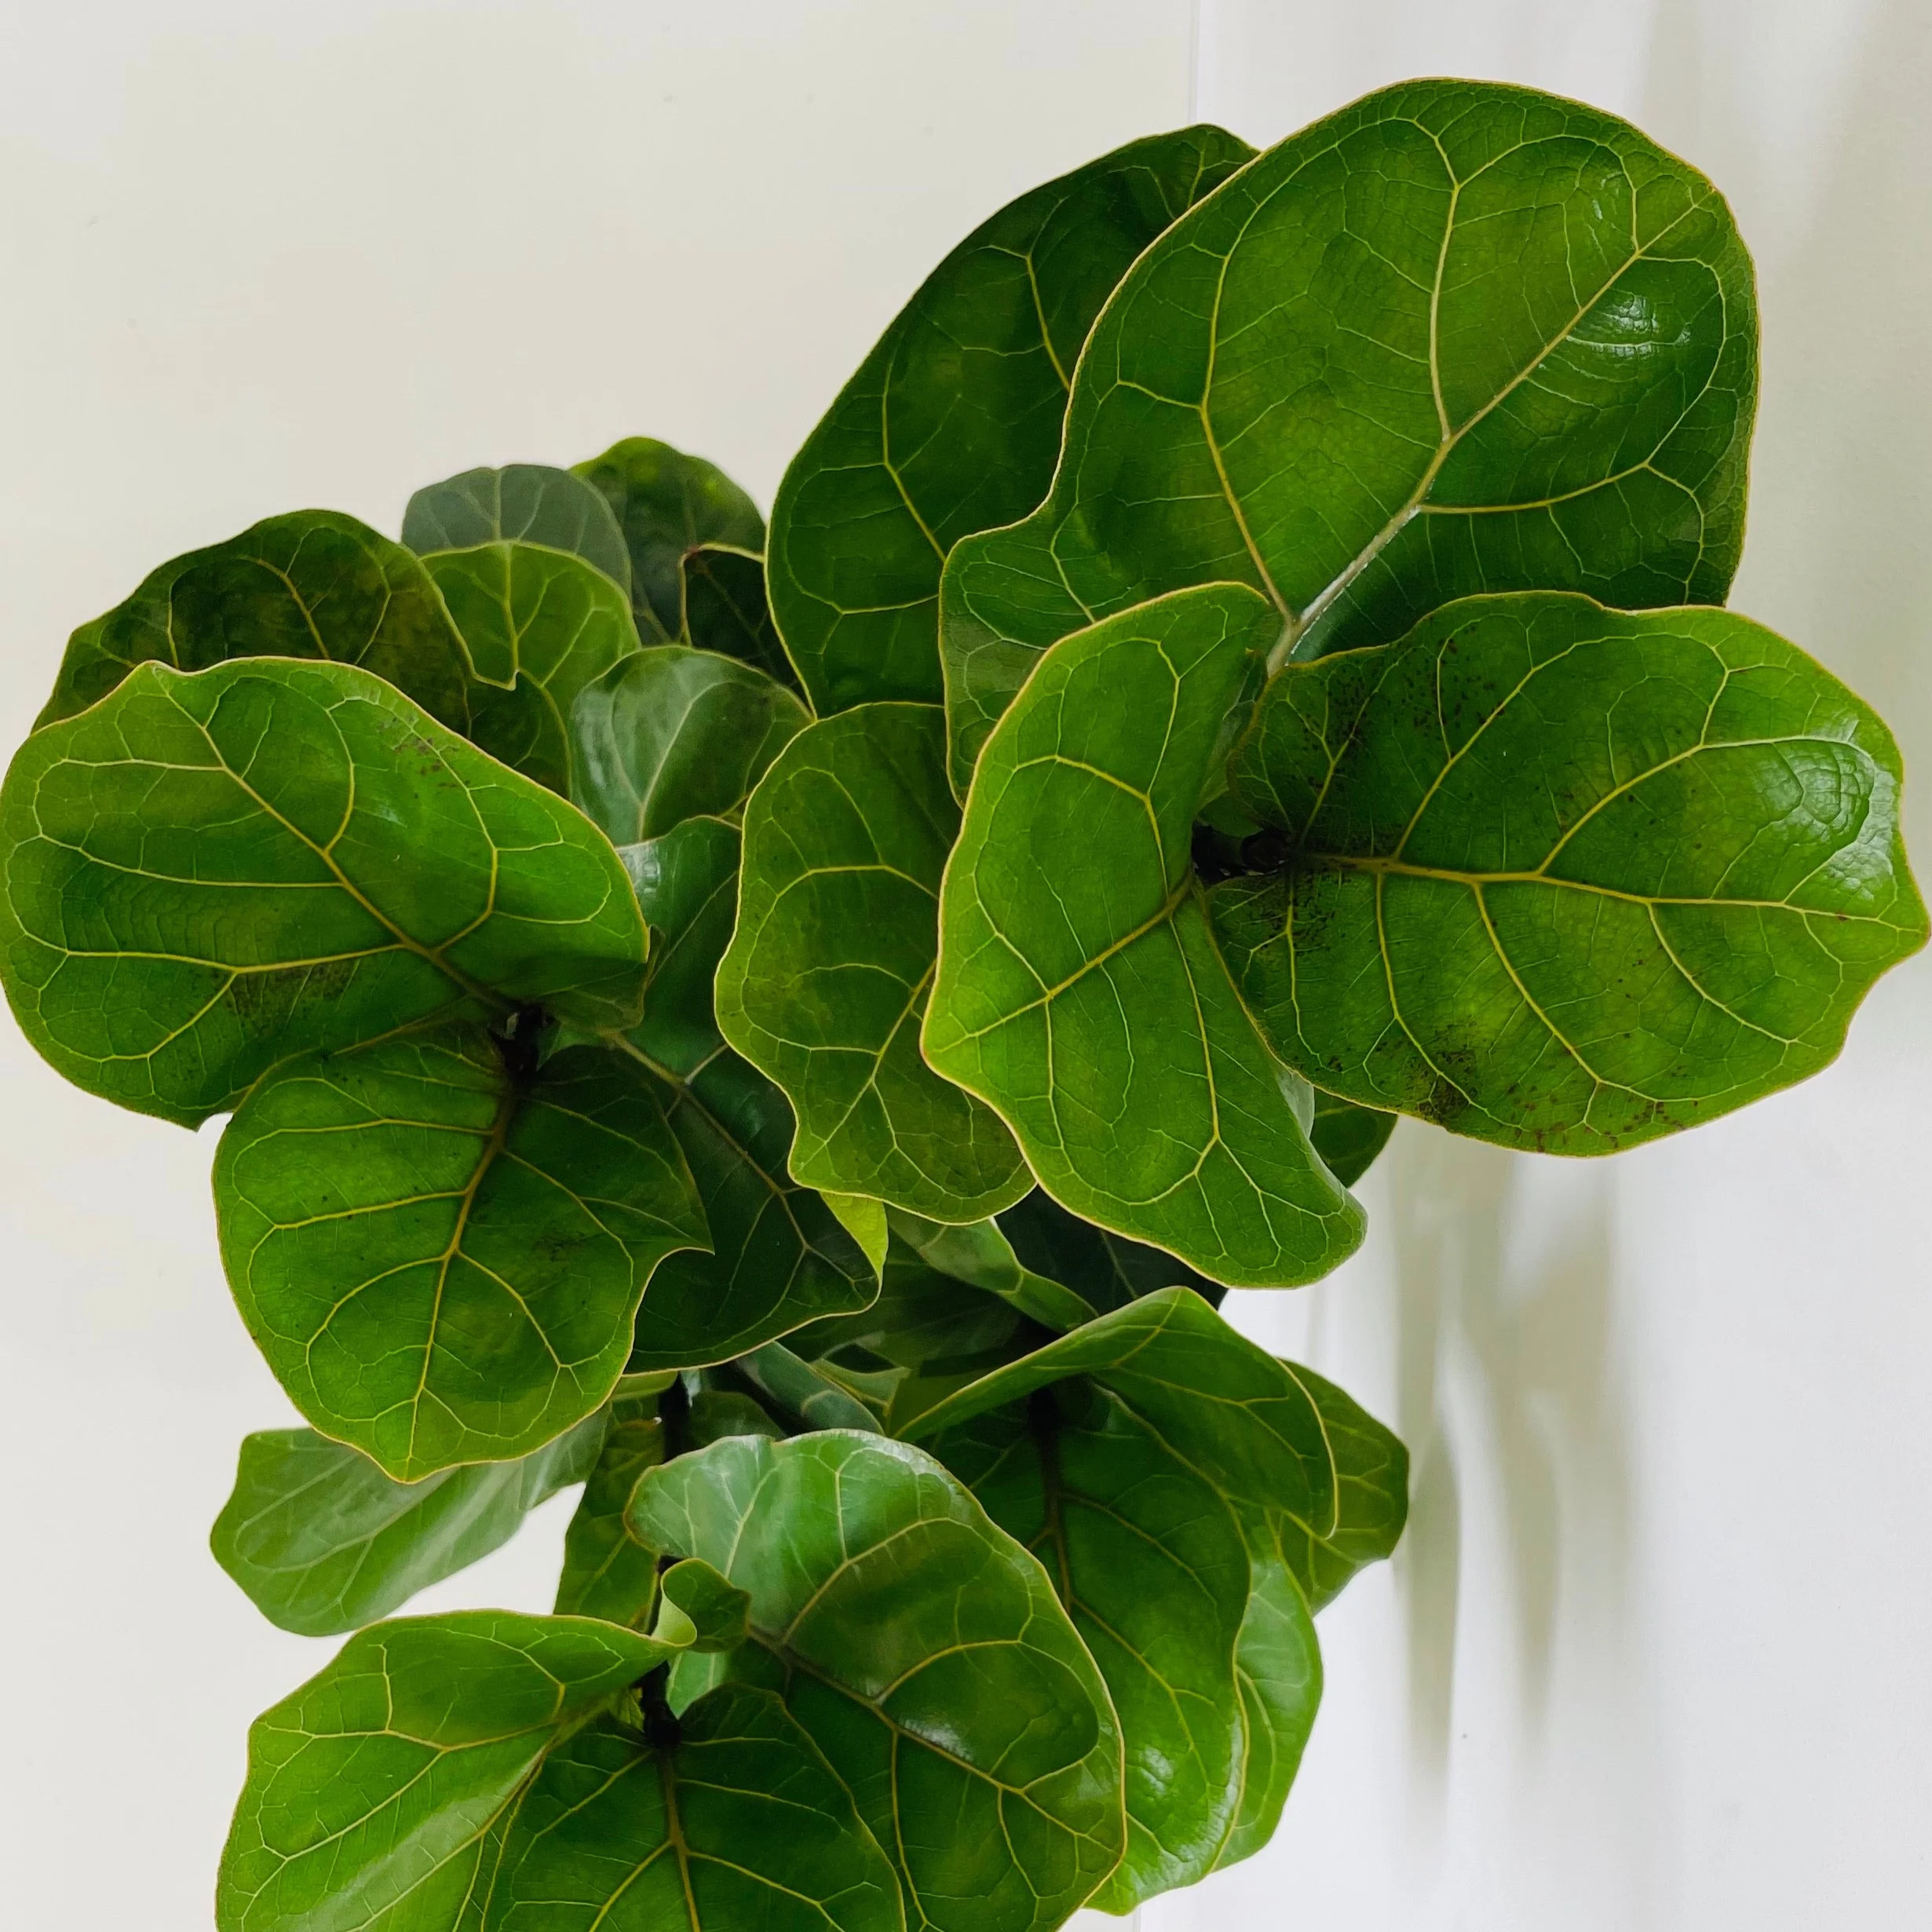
[940,79,1759,784]
[34,509,481,732]
[618,816,741,1077]
[471,1685,904,1932]
[1211,594,1929,1151]
[718,703,1028,1220]
[630,1431,1127,1932]
[768,126,1255,714]
[555,1404,665,1627]
[214,1025,707,1481]
[1272,1363,1408,1612]
[574,438,765,644]
[418,543,643,795]
[568,647,809,844]
[217,1611,670,1932]
[929,1384,1249,1908]
[922,584,1362,1286]
[680,543,800,690]
[619,1046,880,1371]
[0,657,650,1124]
[1214,1550,1320,1872]
[401,462,634,593]
[212,1410,607,1637]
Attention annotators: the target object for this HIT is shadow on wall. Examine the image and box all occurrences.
[1383,1125,1632,1802]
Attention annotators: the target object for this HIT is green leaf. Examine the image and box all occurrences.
[35,509,482,734]
[569,647,809,844]
[401,462,634,593]
[618,816,742,1078]
[902,1289,1335,1539]
[0,656,650,1125]
[940,79,1759,783]
[734,1339,884,1432]
[473,1685,904,1932]
[214,1024,708,1481]
[212,1410,607,1638]
[994,1188,1227,1317]
[1211,594,1929,1151]
[718,703,1028,1220]
[556,1408,666,1627]
[681,542,800,691]
[1214,1550,1320,1872]
[1270,1363,1408,1612]
[927,1384,1250,1908]
[690,1388,787,1446]
[654,1557,753,1653]
[824,1189,890,1275]
[575,437,765,644]
[418,542,643,795]
[217,1610,670,1932]
[922,584,1363,1286]
[787,1238,1024,1371]
[768,126,1255,714]
[630,1430,1127,1932]
[621,1048,880,1371]
[887,1209,1101,1335]
[1308,1094,1397,1188]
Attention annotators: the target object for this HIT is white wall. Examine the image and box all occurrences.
[1,4,1925,1927]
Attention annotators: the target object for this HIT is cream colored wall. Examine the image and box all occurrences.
[3,3,1927,1925]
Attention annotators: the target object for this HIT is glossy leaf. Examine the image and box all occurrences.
[569,647,809,844]
[1271,1363,1408,1611]
[556,1408,665,1627]
[1214,1551,1320,1871]
[922,585,1363,1286]
[735,1339,884,1432]
[787,1238,1024,1371]
[473,1685,904,1932]
[621,1046,879,1371]
[1308,1094,1397,1188]
[940,79,1759,783]
[630,1430,1127,1932]
[719,702,1028,1219]
[929,1385,1249,1907]
[618,816,741,1078]
[213,1411,606,1638]
[401,462,634,593]
[0,656,649,1124]
[35,509,480,733]
[575,437,765,643]
[769,126,1254,714]
[217,1611,670,1932]
[418,542,643,795]
[1212,594,1929,1151]
[681,542,799,689]
[654,1557,752,1653]
[214,1025,707,1481]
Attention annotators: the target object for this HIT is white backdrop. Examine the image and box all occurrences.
[2,4,1926,1927]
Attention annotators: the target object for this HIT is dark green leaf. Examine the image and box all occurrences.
[690,1388,787,1445]
[887,1209,1101,1334]
[0,657,650,1125]
[401,462,633,593]
[734,1339,883,1432]
[619,1046,879,1371]
[1212,594,1929,1151]
[617,816,741,1076]
[213,1411,606,1638]
[654,1557,752,1653]
[787,1238,1023,1371]
[718,703,1028,1219]
[214,1025,707,1481]
[35,510,481,733]
[418,542,642,795]
[1214,1550,1320,1872]
[556,1409,665,1627]
[474,1685,904,1932]
[922,585,1362,1285]
[217,1611,670,1932]
[1308,1094,1397,1188]
[928,1386,1249,1908]
[569,647,809,844]
[681,543,800,690]
[769,126,1254,713]
[630,1430,1127,1932]
[940,79,1759,783]
[575,438,765,643]
[995,1188,1226,1317]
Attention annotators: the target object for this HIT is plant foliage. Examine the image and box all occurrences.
[2,80,1920,1930]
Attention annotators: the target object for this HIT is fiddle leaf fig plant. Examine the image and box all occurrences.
[2,78,1921,1932]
